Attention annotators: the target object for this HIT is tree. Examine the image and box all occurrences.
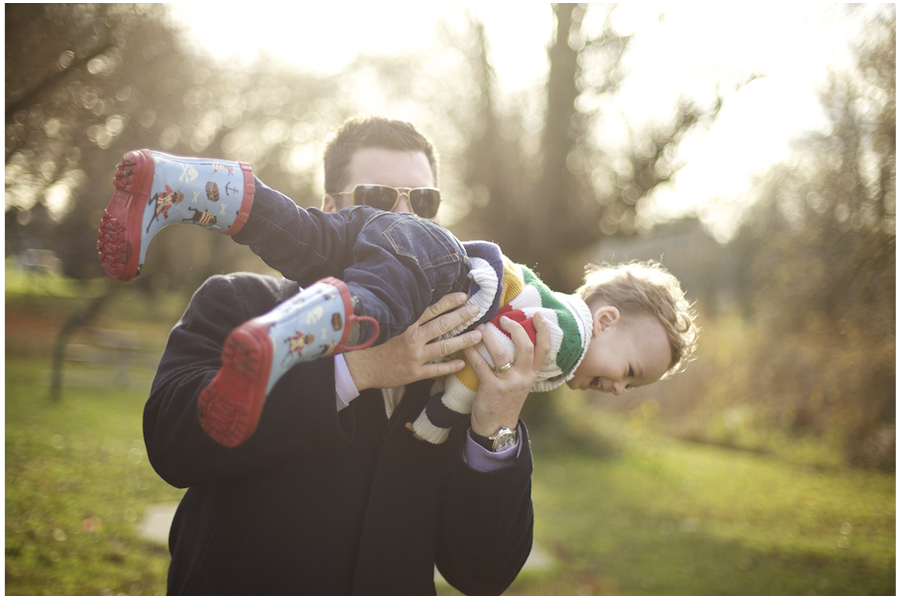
[5,5,345,290]
[729,5,895,468]
[6,4,199,280]
[6,5,364,400]
[733,6,895,336]
[455,4,728,291]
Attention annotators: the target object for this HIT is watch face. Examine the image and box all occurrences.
[491,428,517,452]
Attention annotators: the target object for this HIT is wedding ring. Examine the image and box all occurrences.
[496,362,512,373]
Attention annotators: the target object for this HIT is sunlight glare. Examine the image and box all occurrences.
[171,3,864,241]
[171,2,550,92]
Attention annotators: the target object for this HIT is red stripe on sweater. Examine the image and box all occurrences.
[489,304,537,346]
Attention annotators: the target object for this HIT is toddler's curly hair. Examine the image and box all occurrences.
[577,260,699,378]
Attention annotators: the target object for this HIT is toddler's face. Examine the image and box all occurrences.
[567,308,671,395]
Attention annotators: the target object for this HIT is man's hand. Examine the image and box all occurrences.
[468,313,550,438]
[343,293,483,390]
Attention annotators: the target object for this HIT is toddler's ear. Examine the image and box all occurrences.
[593,306,620,336]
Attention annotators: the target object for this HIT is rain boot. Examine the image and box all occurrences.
[197,277,380,447]
[97,149,255,281]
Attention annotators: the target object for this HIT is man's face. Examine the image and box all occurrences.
[566,308,672,395]
[322,148,437,220]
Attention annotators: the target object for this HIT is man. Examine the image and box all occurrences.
[142,116,549,594]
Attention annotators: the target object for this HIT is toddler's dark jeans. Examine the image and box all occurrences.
[232,178,472,343]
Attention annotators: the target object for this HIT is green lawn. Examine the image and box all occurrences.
[511,441,895,595]
[5,358,183,595]
[7,354,894,596]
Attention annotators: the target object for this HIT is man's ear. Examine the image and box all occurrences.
[593,306,620,336]
[322,194,338,213]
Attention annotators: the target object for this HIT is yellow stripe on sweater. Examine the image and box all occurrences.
[455,256,527,392]
[500,257,524,306]
[456,362,480,392]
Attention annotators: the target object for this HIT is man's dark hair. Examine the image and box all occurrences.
[323,116,439,194]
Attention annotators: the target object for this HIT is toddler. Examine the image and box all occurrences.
[98,150,698,447]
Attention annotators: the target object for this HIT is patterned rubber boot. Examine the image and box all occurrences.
[97,149,254,281]
[197,277,380,447]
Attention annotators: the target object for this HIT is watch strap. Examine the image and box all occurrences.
[469,426,518,452]
[469,430,494,451]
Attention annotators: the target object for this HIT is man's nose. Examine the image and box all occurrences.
[393,192,411,213]
[611,381,625,395]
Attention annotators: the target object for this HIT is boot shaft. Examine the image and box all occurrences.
[197,277,380,447]
[98,149,254,281]
[260,278,380,395]
[141,151,253,239]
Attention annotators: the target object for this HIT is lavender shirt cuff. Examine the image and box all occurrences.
[464,428,519,472]
[335,355,518,472]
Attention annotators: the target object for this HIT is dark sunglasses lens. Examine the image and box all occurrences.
[354,186,398,211]
[409,189,441,218]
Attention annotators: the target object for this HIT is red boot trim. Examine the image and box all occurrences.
[222,161,255,236]
[319,277,380,353]
[97,149,154,281]
[197,319,273,447]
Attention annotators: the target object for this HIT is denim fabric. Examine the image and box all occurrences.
[232,178,471,342]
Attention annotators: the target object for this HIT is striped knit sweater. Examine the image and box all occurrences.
[410,241,593,444]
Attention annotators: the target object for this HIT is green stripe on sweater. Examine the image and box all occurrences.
[520,265,584,371]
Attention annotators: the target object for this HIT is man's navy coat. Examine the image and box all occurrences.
[144,273,534,594]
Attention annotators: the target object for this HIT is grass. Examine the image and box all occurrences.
[447,389,895,595]
[5,271,897,595]
[4,260,110,300]
[11,355,891,596]
[509,440,895,595]
[5,358,184,595]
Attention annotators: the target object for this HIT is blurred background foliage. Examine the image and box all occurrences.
[5,3,895,595]
[5,4,894,468]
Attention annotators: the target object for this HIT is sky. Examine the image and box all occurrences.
[170,2,870,242]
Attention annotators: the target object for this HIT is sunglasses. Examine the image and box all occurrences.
[332,184,441,219]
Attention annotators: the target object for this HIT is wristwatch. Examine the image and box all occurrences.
[471,426,518,452]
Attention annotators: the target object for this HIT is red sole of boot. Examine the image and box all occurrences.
[197,321,273,447]
[97,149,154,281]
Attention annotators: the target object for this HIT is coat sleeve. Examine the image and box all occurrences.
[143,273,351,489]
[434,423,534,595]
